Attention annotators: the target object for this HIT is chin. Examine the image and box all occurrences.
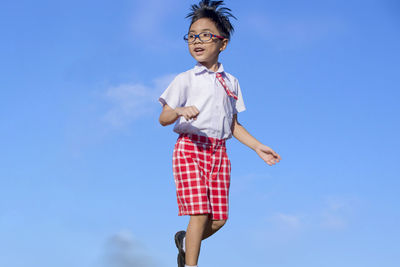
[198,60,210,66]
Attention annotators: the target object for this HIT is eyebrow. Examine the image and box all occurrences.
[189,28,213,33]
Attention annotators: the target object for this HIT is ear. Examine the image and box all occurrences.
[219,38,229,52]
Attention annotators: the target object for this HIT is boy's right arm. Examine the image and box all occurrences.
[159,104,199,126]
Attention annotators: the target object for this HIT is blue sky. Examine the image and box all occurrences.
[1,0,399,266]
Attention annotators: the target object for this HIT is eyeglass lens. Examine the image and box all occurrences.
[186,32,212,43]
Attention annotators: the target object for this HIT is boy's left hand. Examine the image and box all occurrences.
[255,144,281,166]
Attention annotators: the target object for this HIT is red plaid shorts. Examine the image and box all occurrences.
[172,133,231,220]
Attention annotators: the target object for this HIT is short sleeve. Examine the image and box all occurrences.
[158,74,186,109]
[233,79,246,114]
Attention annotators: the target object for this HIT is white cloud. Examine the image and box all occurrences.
[246,195,360,248]
[230,172,274,197]
[270,212,302,229]
[153,74,178,93]
[130,0,182,49]
[266,196,358,232]
[101,74,175,128]
[131,0,175,35]
[244,12,347,49]
[319,195,359,230]
[64,73,175,157]
[249,212,305,245]
[320,212,347,230]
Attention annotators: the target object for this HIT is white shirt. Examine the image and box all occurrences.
[159,62,246,139]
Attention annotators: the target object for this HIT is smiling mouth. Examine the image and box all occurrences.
[194,47,205,53]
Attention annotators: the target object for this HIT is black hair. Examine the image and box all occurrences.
[186,0,236,40]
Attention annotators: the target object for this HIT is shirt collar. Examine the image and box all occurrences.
[194,62,225,74]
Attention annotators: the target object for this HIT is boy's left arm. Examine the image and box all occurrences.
[231,114,281,166]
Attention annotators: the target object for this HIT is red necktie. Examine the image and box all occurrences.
[216,72,238,100]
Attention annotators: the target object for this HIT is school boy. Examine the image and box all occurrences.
[158,1,281,266]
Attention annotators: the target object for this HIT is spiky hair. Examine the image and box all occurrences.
[186,0,236,40]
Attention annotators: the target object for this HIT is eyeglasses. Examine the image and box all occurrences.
[183,32,225,43]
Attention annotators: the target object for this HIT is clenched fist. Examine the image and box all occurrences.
[175,106,200,121]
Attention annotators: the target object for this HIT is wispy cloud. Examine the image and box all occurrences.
[230,172,274,196]
[320,212,347,230]
[102,74,175,128]
[65,74,175,157]
[131,0,173,34]
[102,83,154,127]
[99,230,155,267]
[249,212,305,245]
[319,195,359,230]
[269,212,302,229]
[244,12,347,49]
[130,0,181,49]
[248,194,360,246]
[265,196,358,232]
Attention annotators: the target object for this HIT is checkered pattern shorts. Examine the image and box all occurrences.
[172,133,231,220]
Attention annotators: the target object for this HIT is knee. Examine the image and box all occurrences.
[213,219,227,229]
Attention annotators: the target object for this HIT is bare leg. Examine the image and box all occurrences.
[202,219,227,240]
[185,214,209,266]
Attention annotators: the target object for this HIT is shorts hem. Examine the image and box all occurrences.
[178,210,228,220]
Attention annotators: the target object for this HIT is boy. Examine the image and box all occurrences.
[158,1,281,266]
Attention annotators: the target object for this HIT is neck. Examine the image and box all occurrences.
[200,61,220,72]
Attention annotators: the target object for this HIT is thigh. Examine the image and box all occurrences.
[173,137,211,214]
[208,146,231,220]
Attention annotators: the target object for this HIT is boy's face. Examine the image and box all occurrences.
[188,18,228,69]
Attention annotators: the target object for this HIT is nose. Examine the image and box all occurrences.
[193,36,202,44]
